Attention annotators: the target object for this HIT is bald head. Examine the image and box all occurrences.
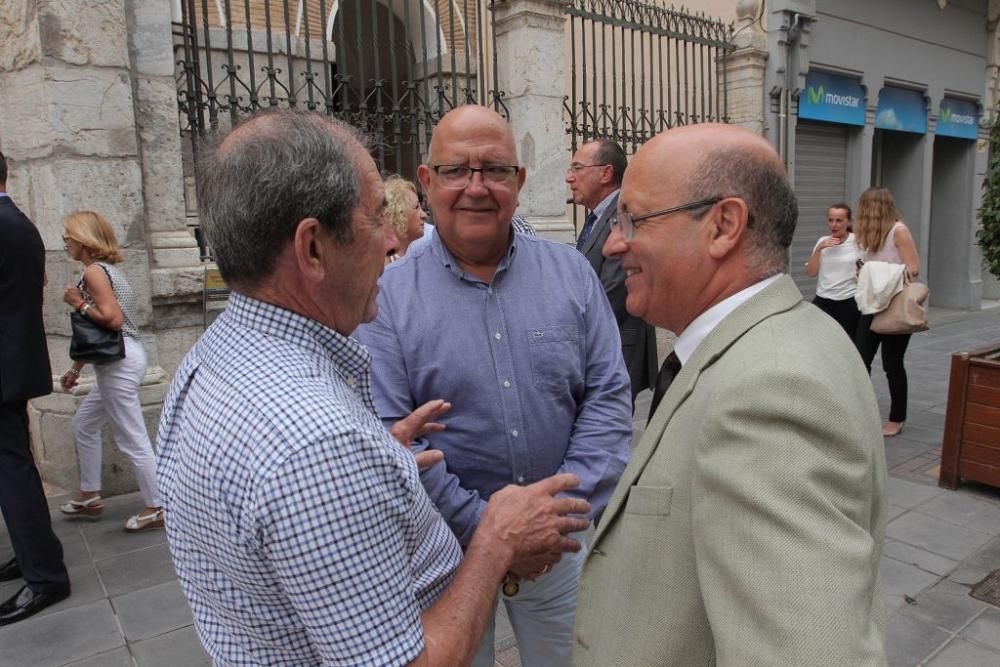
[428,105,517,164]
[634,123,797,277]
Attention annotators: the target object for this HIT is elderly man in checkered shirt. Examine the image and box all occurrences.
[156,110,590,666]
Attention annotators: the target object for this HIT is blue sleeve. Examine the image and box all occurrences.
[557,263,633,521]
[355,298,487,547]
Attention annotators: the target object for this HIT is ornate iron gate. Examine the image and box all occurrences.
[564,0,735,155]
[174,0,505,183]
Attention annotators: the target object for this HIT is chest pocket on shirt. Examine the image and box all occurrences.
[527,325,580,393]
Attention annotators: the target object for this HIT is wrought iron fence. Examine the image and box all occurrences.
[174,0,505,190]
[564,0,735,155]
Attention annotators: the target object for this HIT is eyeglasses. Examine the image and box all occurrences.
[567,163,610,174]
[428,164,520,189]
[613,196,721,240]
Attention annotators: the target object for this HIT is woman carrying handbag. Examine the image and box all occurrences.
[59,211,164,532]
[853,188,921,438]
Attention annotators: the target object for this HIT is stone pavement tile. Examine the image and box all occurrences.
[883,539,958,577]
[879,557,941,601]
[63,647,133,667]
[113,580,195,643]
[917,492,1000,535]
[0,599,123,667]
[960,607,1000,653]
[885,613,950,667]
[960,537,1000,574]
[97,542,177,598]
[886,440,937,468]
[948,563,992,587]
[495,645,522,667]
[926,638,1000,667]
[887,478,943,510]
[886,511,993,562]
[888,505,908,522]
[131,625,212,666]
[78,507,167,561]
[898,579,988,632]
[58,528,96,570]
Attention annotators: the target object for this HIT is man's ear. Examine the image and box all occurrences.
[706,197,749,261]
[417,164,431,192]
[292,217,326,282]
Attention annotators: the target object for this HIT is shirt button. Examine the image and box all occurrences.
[503,380,511,388]
[511,429,519,437]
[517,475,525,484]
[494,332,502,340]
[345,375,356,387]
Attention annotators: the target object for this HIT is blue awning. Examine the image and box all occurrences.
[937,98,979,140]
[875,87,927,134]
[798,71,866,126]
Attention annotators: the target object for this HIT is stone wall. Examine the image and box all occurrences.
[0,0,203,496]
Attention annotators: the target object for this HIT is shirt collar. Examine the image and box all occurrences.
[429,222,518,283]
[224,291,371,380]
[672,274,783,365]
[591,189,620,221]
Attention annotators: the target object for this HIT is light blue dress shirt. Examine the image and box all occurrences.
[355,230,632,545]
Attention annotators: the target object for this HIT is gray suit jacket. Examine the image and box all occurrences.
[573,275,888,666]
[580,193,657,400]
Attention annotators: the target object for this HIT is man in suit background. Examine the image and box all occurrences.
[0,150,71,625]
[567,139,656,405]
[572,125,887,665]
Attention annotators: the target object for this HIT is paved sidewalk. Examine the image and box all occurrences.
[2,306,1000,666]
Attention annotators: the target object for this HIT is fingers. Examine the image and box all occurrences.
[556,516,591,536]
[531,473,582,496]
[413,449,444,471]
[551,496,591,517]
[411,399,452,421]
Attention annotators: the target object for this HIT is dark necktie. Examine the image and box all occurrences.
[648,351,682,422]
[576,212,598,250]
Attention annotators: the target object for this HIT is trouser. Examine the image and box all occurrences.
[812,295,861,341]
[855,314,911,423]
[0,401,69,594]
[73,336,161,507]
[471,531,588,667]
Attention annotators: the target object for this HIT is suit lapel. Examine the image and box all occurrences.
[580,193,618,258]
[591,276,804,547]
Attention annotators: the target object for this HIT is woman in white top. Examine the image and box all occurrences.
[383,175,427,263]
[58,211,164,532]
[853,187,921,438]
[804,203,860,338]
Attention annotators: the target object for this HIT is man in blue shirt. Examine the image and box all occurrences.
[355,105,632,666]
[157,110,592,666]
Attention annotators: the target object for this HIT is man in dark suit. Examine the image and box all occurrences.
[0,150,70,625]
[567,139,657,406]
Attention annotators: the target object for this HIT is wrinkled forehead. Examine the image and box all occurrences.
[429,120,517,164]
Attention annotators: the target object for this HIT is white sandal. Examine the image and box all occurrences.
[59,495,104,518]
[125,509,165,533]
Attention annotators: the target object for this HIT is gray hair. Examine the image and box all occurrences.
[197,110,364,289]
[686,147,797,277]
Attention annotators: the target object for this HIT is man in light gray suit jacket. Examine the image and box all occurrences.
[573,124,888,666]
[567,139,657,404]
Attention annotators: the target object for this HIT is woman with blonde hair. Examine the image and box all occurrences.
[383,175,427,262]
[854,187,920,437]
[58,211,163,532]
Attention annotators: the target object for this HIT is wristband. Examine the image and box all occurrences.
[79,303,91,316]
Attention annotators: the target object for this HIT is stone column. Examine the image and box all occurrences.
[0,0,202,495]
[494,0,573,242]
[724,0,769,134]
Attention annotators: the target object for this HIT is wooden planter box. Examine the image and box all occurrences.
[939,343,1000,490]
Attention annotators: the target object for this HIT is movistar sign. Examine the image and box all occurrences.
[799,71,865,126]
[937,97,979,140]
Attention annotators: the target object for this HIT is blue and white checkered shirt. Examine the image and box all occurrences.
[157,293,462,665]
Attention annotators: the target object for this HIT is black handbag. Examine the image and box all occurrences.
[69,264,126,364]
[70,311,125,363]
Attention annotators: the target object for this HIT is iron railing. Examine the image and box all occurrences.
[564,0,735,155]
[174,0,506,183]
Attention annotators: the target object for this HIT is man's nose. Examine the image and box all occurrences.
[464,170,489,196]
[603,221,627,259]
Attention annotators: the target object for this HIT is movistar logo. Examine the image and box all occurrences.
[806,85,861,109]
[940,107,975,125]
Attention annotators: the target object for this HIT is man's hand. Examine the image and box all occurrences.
[508,553,562,581]
[390,399,451,471]
[473,474,590,568]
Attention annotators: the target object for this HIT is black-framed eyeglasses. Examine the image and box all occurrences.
[613,196,722,240]
[566,163,610,174]
[429,164,520,189]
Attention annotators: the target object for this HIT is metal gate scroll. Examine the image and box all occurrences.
[564,0,735,155]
